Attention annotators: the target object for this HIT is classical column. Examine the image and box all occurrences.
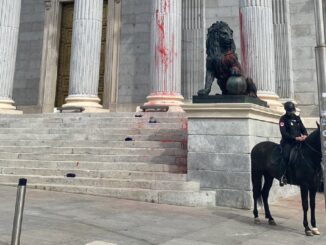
[0,0,22,114]
[314,0,326,208]
[182,0,205,101]
[272,0,293,100]
[145,0,184,111]
[63,0,104,111]
[240,0,282,110]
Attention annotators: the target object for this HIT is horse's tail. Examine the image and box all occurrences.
[251,143,266,207]
[251,170,263,206]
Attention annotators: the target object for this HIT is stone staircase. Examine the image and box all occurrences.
[0,112,215,207]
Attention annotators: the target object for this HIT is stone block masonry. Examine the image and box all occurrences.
[118,0,152,111]
[184,103,299,209]
[14,0,45,106]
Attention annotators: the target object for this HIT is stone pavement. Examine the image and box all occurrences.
[0,185,325,245]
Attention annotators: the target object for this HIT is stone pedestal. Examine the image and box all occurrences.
[240,0,283,112]
[183,103,298,209]
[0,0,22,114]
[192,95,268,107]
[145,0,184,111]
[63,0,106,112]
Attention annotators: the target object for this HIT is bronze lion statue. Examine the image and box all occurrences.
[198,21,257,97]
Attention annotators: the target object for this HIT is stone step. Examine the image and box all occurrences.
[0,112,186,119]
[0,122,184,129]
[0,160,186,172]
[0,146,186,156]
[0,167,187,181]
[0,133,186,141]
[0,113,200,207]
[0,175,198,191]
[0,114,186,125]
[0,153,186,164]
[0,183,215,207]
[0,140,183,148]
[0,128,186,135]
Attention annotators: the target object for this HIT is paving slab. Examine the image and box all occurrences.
[0,186,325,245]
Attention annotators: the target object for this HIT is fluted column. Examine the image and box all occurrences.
[182,0,205,101]
[272,0,293,100]
[145,0,184,111]
[240,0,282,110]
[0,0,22,114]
[63,0,104,111]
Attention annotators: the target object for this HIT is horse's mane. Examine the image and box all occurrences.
[305,127,321,152]
[302,127,322,173]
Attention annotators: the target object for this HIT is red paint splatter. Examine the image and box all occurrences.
[239,10,247,75]
[155,0,171,91]
[150,91,180,96]
[182,120,188,130]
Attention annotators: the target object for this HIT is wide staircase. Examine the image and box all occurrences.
[0,112,215,207]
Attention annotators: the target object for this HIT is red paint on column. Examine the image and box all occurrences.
[150,91,180,96]
[239,10,247,75]
[170,33,176,91]
[155,0,172,92]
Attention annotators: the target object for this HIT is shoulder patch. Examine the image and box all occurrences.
[280,122,285,127]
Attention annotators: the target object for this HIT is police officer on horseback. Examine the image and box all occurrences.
[279,101,308,186]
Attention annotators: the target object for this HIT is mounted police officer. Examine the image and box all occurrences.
[279,101,308,186]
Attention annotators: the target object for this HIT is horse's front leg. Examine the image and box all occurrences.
[300,185,313,236]
[309,188,320,235]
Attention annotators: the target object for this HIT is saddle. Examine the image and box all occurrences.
[270,144,301,184]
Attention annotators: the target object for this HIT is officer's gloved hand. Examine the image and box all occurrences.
[295,136,306,142]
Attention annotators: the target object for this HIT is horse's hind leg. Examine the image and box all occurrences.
[252,171,262,223]
[261,173,276,225]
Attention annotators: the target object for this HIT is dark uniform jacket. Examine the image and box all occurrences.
[279,114,308,146]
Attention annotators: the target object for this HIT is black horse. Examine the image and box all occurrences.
[251,127,323,236]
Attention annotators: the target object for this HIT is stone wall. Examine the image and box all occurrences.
[289,0,319,117]
[187,117,298,209]
[117,0,152,111]
[13,0,45,106]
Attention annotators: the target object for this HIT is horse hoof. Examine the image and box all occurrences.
[268,219,277,226]
[311,228,320,235]
[254,218,260,224]
[305,230,314,236]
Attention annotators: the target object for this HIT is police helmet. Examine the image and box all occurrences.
[284,101,296,112]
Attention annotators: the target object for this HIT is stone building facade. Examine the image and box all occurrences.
[0,0,320,118]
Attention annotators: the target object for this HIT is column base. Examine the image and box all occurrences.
[144,93,185,112]
[258,92,284,113]
[0,99,22,114]
[63,96,109,113]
